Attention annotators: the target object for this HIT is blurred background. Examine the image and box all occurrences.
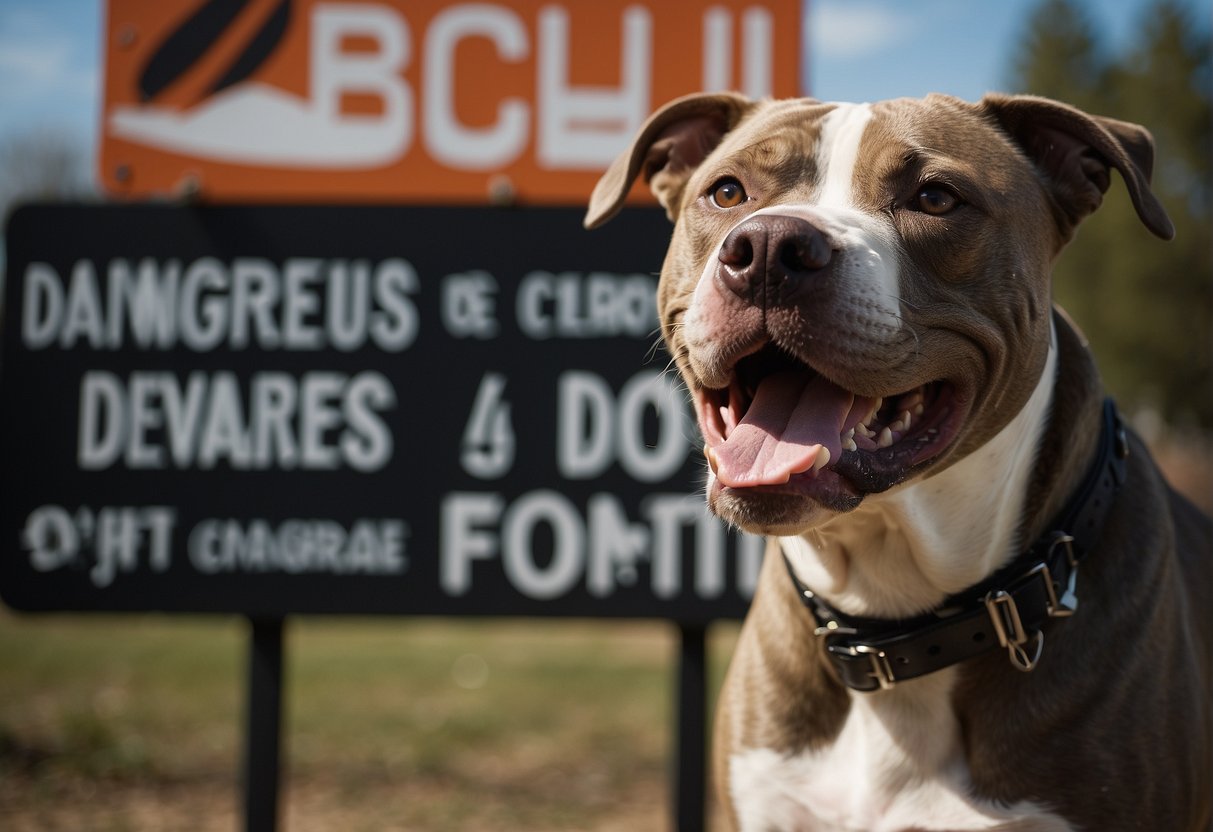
[1,0,1209,829]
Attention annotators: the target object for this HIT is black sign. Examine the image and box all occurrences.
[0,204,761,620]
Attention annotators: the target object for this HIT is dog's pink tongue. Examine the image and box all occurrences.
[712,371,854,488]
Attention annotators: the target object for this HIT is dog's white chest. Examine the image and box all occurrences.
[728,673,1070,832]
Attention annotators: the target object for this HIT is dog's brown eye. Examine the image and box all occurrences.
[915,186,958,215]
[711,178,747,208]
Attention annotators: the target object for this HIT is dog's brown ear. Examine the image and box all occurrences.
[981,93,1174,241]
[584,92,754,229]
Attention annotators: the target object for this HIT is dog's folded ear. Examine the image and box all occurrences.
[584,92,753,229]
[981,93,1174,242]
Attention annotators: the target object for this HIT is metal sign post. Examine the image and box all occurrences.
[243,618,285,832]
[676,623,709,832]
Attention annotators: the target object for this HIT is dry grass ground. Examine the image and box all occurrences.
[0,615,738,831]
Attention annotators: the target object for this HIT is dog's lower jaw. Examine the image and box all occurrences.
[708,476,861,536]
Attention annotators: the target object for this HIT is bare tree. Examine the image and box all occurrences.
[0,129,93,221]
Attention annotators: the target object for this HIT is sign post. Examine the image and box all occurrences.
[676,623,709,832]
[243,617,285,832]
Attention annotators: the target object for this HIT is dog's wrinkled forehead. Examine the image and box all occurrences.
[697,96,1012,215]
[693,99,856,203]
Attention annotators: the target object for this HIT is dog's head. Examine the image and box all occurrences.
[586,93,1171,535]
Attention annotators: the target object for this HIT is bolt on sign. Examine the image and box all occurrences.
[100,0,802,203]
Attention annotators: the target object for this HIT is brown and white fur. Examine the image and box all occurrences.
[586,93,1212,831]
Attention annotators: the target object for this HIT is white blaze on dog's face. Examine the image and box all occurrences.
[585,93,1172,536]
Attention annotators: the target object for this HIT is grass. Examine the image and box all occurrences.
[0,612,739,831]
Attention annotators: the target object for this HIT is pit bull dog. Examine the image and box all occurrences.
[585,92,1212,831]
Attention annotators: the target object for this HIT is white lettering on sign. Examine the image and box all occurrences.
[556,370,689,482]
[20,505,411,585]
[22,504,177,588]
[438,490,762,601]
[516,271,657,339]
[188,517,407,575]
[461,372,515,479]
[311,4,412,165]
[536,5,651,168]
[78,370,396,471]
[21,257,420,352]
[701,7,773,97]
[441,270,500,338]
[424,5,529,169]
[440,492,503,594]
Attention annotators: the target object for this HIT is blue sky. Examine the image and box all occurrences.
[0,0,1208,184]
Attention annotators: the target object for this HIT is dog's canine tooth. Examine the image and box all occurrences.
[812,447,831,471]
[877,427,894,449]
[705,445,719,475]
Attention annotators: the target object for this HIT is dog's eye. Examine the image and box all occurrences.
[710,178,747,209]
[914,186,959,215]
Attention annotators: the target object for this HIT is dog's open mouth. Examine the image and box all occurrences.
[695,344,961,499]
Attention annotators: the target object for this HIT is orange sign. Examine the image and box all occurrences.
[99,0,802,204]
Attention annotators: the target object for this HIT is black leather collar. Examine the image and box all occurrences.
[784,399,1130,692]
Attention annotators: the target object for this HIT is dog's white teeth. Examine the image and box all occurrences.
[877,427,894,449]
[866,398,883,423]
[913,403,925,417]
[842,434,858,452]
[856,423,875,439]
[812,447,831,472]
[890,419,905,433]
[705,445,719,475]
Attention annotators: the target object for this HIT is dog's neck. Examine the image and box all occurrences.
[781,326,1059,620]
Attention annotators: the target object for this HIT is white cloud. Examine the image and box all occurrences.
[810,1,921,60]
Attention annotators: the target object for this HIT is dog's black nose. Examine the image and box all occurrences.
[717,215,833,303]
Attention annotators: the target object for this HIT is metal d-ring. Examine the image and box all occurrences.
[985,589,1045,672]
[1007,629,1045,672]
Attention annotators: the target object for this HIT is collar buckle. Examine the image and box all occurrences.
[852,644,897,690]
